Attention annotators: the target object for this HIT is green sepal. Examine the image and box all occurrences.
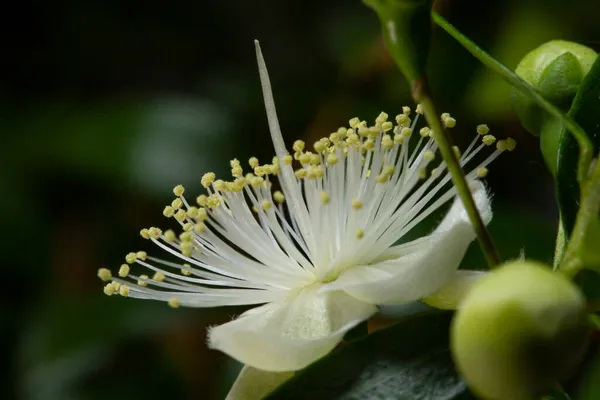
[363,0,433,85]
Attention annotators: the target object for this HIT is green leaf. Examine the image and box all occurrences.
[556,55,600,236]
[267,311,474,400]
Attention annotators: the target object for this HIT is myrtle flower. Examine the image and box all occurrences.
[98,42,515,373]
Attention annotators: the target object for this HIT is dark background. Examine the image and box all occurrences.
[1,0,599,399]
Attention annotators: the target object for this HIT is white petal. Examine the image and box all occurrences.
[226,365,294,400]
[420,270,487,310]
[208,286,377,371]
[326,181,491,305]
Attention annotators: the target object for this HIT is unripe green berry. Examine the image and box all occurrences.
[510,40,597,136]
[451,261,589,400]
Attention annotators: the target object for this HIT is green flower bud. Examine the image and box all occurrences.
[510,40,597,135]
[451,261,590,400]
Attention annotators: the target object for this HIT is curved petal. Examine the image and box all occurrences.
[226,365,294,400]
[327,181,491,305]
[208,286,377,372]
[420,270,487,310]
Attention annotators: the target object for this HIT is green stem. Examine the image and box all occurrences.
[561,159,600,277]
[412,78,501,268]
[432,12,594,185]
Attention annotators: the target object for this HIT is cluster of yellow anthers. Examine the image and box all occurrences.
[98,106,515,308]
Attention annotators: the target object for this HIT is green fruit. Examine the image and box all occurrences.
[451,261,590,400]
[510,40,597,136]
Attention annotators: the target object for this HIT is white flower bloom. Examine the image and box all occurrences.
[99,41,516,374]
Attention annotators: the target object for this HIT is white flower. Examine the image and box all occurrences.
[98,41,516,374]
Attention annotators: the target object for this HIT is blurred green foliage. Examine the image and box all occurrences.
[1,0,599,399]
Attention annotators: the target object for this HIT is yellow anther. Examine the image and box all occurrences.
[482,135,497,146]
[419,127,430,137]
[213,179,227,191]
[196,208,208,221]
[174,209,187,222]
[399,127,411,138]
[381,121,393,132]
[395,114,410,127]
[148,227,162,239]
[254,166,265,177]
[137,275,149,287]
[476,124,489,135]
[196,195,207,207]
[164,229,176,242]
[314,140,327,153]
[352,199,363,210]
[103,283,116,296]
[382,135,393,150]
[125,252,137,264]
[441,112,450,122]
[423,150,435,161]
[376,174,389,184]
[206,195,220,209]
[293,140,305,152]
[180,241,193,256]
[119,285,130,297]
[295,168,307,179]
[416,104,424,114]
[327,153,339,165]
[140,228,150,239]
[186,207,198,218]
[444,117,456,128]
[383,165,395,176]
[376,112,389,125]
[136,251,147,261]
[431,168,438,176]
[173,185,185,196]
[230,158,241,168]
[261,200,272,210]
[194,222,206,234]
[357,126,370,137]
[112,281,121,291]
[168,298,180,308]
[171,197,183,210]
[97,268,112,281]
[118,264,130,277]
[356,229,364,239]
[402,106,411,115]
[496,140,508,151]
[201,172,216,188]
[231,165,243,177]
[394,134,404,144]
[248,157,259,169]
[163,206,175,218]
[506,137,517,151]
[250,176,264,187]
[477,167,489,178]
[363,139,375,151]
[181,264,192,276]
[179,231,193,242]
[282,154,293,165]
[306,165,324,179]
[320,192,330,205]
[183,222,193,232]
[452,146,461,159]
[309,153,321,165]
[298,152,311,164]
[428,129,437,139]
[346,133,359,145]
[273,191,285,204]
[153,271,165,282]
[419,168,427,180]
[348,117,360,129]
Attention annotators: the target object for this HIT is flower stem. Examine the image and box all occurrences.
[412,78,501,269]
[432,12,594,185]
[560,159,600,277]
